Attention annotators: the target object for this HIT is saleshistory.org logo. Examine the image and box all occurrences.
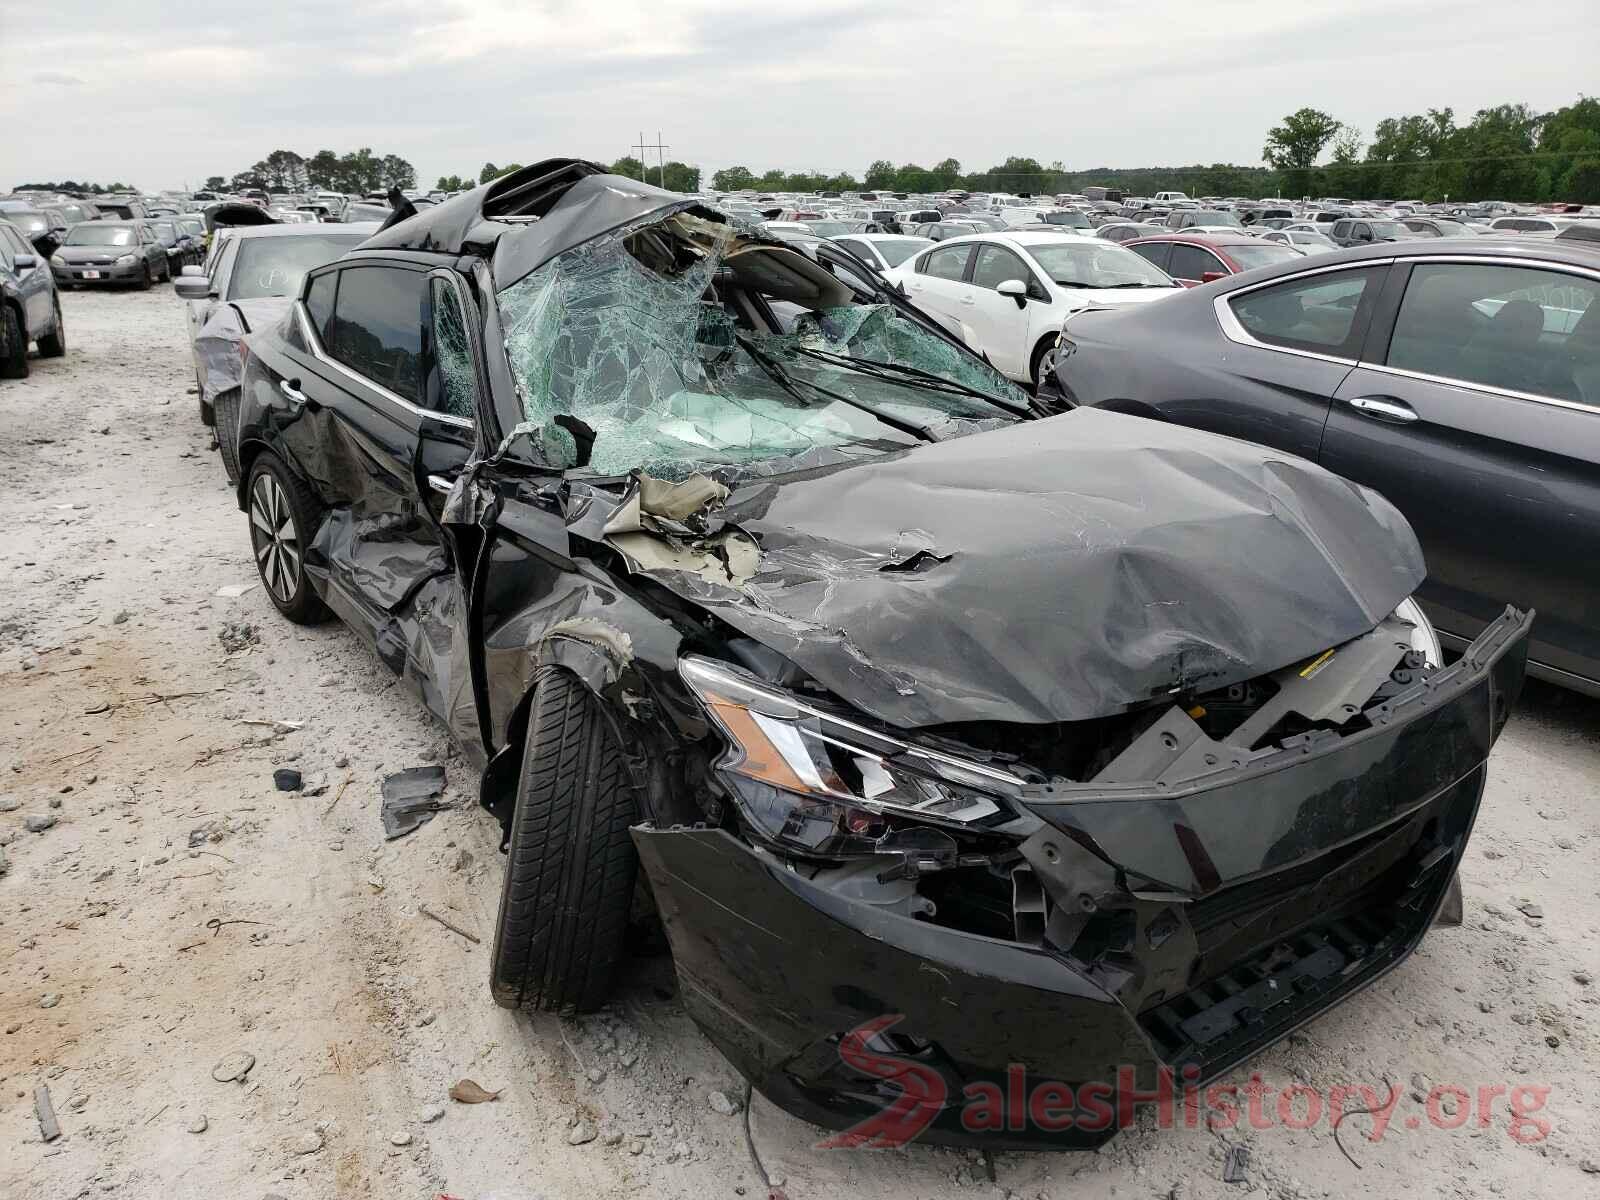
[815,1016,1553,1149]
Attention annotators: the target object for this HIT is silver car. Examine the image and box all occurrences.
[51,221,169,288]
[176,223,377,429]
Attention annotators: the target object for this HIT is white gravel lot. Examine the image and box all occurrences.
[1,286,1597,1200]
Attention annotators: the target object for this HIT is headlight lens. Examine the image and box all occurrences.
[679,655,1018,854]
[50,254,65,266]
[115,254,137,265]
[1394,597,1441,667]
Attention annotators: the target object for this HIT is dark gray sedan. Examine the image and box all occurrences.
[1049,237,1600,696]
[51,221,170,288]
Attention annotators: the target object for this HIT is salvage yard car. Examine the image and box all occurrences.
[1,218,66,377]
[50,220,170,288]
[1049,235,1596,696]
[228,159,1530,1147]
[885,231,1180,385]
[177,222,377,441]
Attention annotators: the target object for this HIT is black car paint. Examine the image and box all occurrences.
[637,605,1524,1145]
[229,164,1529,1147]
[1051,237,1600,696]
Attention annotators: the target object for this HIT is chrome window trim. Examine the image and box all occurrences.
[1211,258,1392,367]
[294,299,474,430]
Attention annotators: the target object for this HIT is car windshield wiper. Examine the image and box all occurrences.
[732,334,942,444]
[785,345,1034,418]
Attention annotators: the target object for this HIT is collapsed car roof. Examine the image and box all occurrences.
[358,158,721,289]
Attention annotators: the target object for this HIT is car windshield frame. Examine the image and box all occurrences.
[226,232,370,301]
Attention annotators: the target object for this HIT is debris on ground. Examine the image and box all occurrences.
[380,765,447,839]
[210,1050,255,1083]
[1223,1144,1251,1183]
[448,1079,501,1104]
[34,1085,61,1143]
[217,621,259,653]
[420,905,480,944]
[25,813,57,833]
[273,767,302,792]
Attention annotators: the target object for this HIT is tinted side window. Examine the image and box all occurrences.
[834,239,870,262]
[0,234,13,271]
[325,265,425,402]
[1228,267,1381,357]
[1129,242,1171,272]
[922,244,971,281]
[304,270,337,344]
[970,245,1029,290]
[1385,263,1598,405]
[1169,244,1222,281]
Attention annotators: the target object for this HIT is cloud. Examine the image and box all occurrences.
[0,0,1589,191]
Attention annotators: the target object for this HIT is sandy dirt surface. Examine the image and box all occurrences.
[1,287,1597,1200]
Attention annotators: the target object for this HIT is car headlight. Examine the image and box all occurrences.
[51,254,65,267]
[1394,597,1441,667]
[679,655,1019,855]
[115,254,137,265]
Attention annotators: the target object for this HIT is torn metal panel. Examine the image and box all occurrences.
[600,471,759,588]
[628,407,1430,729]
[195,298,291,404]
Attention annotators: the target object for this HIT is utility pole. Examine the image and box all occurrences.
[632,131,670,189]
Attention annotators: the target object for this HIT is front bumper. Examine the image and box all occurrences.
[633,607,1529,1149]
[53,263,143,285]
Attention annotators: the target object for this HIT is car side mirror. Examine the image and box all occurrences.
[14,253,38,270]
[997,278,1029,308]
[1200,271,1227,284]
[174,275,212,300]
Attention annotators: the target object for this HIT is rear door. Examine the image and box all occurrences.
[1168,243,1226,287]
[1128,240,1172,275]
[899,242,974,334]
[1190,262,1389,458]
[1321,257,1600,682]
[267,260,476,670]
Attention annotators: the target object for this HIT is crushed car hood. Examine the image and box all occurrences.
[618,407,1426,728]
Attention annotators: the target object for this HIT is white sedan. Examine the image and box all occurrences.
[882,231,1180,386]
[827,233,934,273]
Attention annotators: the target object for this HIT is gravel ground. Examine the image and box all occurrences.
[1,286,1597,1200]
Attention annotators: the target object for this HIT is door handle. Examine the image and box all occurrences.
[1347,395,1418,424]
[960,294,976,305]
[279,378,307,405]
[427,474,456,496]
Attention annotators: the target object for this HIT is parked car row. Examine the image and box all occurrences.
[1048,233,1600,698]
[187,161,1536,1152]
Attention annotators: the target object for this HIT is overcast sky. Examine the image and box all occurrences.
[1,0,1589,191]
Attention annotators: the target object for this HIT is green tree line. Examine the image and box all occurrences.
[198,148,418,196]
[708,96,1600,204]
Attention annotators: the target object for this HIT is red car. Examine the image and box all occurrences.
[1123,233,1303,287]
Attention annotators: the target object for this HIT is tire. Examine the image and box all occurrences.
[37,295,65,358]
[490,668,637,1014]
[0,305,28,379]
[137,262,152,291]
[244,451,329,624]
[214,387,242,484]
[1031,334,1061,392]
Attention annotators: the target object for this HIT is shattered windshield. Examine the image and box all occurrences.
[498,218,1030,479]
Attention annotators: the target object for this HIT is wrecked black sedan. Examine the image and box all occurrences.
[230,160,1530,1148]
